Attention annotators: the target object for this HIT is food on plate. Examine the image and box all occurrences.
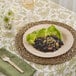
[34,35,63,52]
[26,25,64,52]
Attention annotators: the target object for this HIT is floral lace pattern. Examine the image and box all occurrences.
[0,0,76,76]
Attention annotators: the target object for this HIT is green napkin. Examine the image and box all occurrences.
[0,48,36,76]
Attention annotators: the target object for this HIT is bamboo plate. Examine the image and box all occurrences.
[15,21,76,65]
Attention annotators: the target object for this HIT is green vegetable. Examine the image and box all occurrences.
[37,28,46,37]
[5,24,12,30]
[26,25,62,44]
[48,25,62,39]
[4,16,9,23]
[26,31,37,44]
[8,10,14,16]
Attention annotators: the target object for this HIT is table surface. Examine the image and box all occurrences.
[0,0,76,76]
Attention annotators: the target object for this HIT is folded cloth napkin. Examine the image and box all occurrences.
[0,48,36,76]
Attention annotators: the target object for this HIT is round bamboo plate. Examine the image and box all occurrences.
[15,21,76,65]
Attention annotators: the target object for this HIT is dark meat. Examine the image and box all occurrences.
[33,35,64,52]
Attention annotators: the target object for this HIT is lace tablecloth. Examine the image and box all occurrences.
[0,0,76,76]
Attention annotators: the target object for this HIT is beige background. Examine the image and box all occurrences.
[51,0,76,13]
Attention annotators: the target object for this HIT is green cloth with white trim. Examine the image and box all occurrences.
[0,48,36,76]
